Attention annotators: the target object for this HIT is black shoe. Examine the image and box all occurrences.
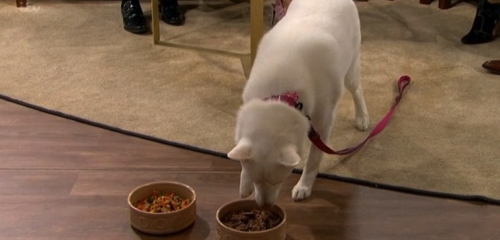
[160,0,185,26]
[121,0,149,34]
[461,0,500,44]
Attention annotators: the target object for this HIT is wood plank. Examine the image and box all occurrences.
[0,100,239,172]
[69,171,241,196]
[1,99,500,240]
[1,171,499,240]
[0,170,78,195]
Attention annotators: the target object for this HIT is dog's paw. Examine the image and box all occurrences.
[356,115,370,131]
[291,183,312,201]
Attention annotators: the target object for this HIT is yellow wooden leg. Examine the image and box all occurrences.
[250,0,264,66]
[151,0,160,44]
[16,0,27,7]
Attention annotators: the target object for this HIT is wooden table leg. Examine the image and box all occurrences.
[438,0,452,9]
[151,0,160,44]
[419,0,452,9]
[16,0,27,7]
[250,0,264,66]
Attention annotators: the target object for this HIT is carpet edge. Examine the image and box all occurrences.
[1,93,498,206]
[0,93,228,159]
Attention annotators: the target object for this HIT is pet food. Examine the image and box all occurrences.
[133,190,191,213]
[222,209,282,232]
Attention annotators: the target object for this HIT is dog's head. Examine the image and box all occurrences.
[228,99,309,207]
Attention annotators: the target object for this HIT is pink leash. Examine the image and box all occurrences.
[308,75,412,155]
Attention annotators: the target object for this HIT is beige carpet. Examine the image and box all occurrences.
[1,0,500,203]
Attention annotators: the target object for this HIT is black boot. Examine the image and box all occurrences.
[461,0,500,44]
[121,0,148,34]
[160,0,185,26]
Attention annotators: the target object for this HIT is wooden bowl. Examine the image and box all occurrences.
[216,199,287,240]
[127,181,197,235]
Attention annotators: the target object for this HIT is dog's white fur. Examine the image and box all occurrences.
[228,0,369,207]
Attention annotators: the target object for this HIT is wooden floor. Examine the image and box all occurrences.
[0,99,498,240]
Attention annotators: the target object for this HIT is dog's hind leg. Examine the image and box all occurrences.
[345,55,370,131]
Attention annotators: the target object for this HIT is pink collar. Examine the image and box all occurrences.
[263,92,301,109]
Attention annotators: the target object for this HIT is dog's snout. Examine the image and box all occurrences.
[258,202,274,209]
[261,202,274,209]
[255,198,275,209]
[254,181,282,208]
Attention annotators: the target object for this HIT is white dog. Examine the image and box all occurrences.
[228,0,369,207]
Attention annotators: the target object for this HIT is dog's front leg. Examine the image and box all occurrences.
[292,112,334,201]
[292,146,323,201]
[240,168,254,198]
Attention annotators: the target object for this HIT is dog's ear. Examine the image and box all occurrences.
[227,138,252,161]
[280,145,301,168]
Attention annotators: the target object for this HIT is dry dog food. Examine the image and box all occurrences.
[222,209,282,232]
[133,190,191,213]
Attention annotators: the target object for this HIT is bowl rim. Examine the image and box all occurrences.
[127,181,197,216]
[215,199,287,234]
